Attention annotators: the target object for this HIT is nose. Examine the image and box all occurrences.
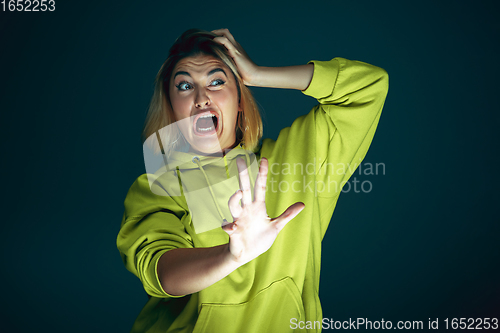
[195,89,211,108]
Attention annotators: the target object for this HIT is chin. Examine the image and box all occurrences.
[188,138,223,155]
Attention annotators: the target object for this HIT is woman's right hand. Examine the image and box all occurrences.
[222,157,305,265]
[211,28,260,86]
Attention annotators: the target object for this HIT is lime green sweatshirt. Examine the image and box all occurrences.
[117,57,389,332]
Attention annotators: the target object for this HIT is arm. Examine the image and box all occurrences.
[246,64,314,91]
[303,57,389,184]
[256,59,388,239]
[157,244,240,296]
[119,203,242,298]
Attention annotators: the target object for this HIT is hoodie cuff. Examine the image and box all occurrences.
[145,249,187,298]
[301,58,341,100]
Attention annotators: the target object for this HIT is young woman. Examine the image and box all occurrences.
[117,28,389,332]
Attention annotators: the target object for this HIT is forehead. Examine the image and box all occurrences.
[172,54,228,77]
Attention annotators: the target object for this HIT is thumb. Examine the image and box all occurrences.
[272,202,305,232]
[222,221,238,236]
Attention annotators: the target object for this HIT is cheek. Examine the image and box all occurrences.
[170,96,190,120]
[217,89,239,123]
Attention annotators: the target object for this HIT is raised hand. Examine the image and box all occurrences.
[211,28,259,86]
[211,28,314,91]
[222,157,305,265]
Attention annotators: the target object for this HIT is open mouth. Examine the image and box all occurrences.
[193,111,219,136]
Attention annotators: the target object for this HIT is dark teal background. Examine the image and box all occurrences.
[1,0,498,331]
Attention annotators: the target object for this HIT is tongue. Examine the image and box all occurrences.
[197,117,215,129]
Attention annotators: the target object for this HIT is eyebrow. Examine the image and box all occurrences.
[173,68,227,80]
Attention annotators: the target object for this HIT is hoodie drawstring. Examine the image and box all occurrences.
[191,156,229,225]
[175,166,184,198]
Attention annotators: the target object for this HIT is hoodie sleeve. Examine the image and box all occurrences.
[116,174,194,298]
[301,57,389,194]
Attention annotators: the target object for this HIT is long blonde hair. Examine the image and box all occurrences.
[142,29,263,156]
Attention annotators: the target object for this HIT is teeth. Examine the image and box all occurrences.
[199,113,216,119]
[198,126,215,132]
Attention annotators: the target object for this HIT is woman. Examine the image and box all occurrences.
[117,28,389,332]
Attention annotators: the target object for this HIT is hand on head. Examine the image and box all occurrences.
[211,29,260,86]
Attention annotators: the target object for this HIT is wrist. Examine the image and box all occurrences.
[223,242,245,268]
[245,66,266,87]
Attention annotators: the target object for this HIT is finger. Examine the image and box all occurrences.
[211,28,237,45]
[213,36,238,57]
[236,157,252,206]
[253,158,268,203]
[221,221,238,236]
[228,189,243,219]
[271,202,305,232]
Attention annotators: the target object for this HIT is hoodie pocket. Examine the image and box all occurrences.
[193,276,306,333]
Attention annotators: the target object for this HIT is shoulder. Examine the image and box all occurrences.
[123,173,185,222]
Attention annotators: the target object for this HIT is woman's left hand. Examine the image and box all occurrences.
[211,29,260,86]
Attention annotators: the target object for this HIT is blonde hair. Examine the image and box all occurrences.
[142,29,263,156]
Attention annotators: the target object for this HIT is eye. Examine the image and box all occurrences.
[175,81,192,91]
[209,79,225,87]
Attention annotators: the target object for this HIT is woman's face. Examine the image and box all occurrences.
[169,53,241,155]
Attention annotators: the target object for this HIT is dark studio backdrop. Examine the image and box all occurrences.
[0,0,498,331]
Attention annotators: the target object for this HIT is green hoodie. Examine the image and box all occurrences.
[117,57,389,332]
